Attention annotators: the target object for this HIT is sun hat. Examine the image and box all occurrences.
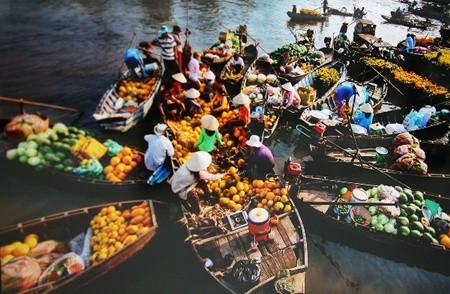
[186,151,212,172]
[359,103,374,113]
[185,88,200,99]
[172,72,187,83]
[232,93,250,106]
[201,114,219,131]
[203,70,215,80]
[259,54,273,64]
[246,135,262,148]
[154,123,167,135]
[281,82,294,92]
[158,25,169,36]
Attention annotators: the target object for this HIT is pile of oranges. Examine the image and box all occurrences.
[103,147,142,182]
[117,77,157,102]
[1,234,39,265]
[252,177,292,214]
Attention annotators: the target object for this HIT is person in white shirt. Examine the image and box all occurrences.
[170,151,226,212]
[230,52,245,74]
[187,51,201,88]
[143,123,174,172]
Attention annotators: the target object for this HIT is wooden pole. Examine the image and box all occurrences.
[0,96,78,112]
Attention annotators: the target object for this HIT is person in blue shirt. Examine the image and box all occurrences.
[353,103,374,131]
[124,48,158,79]
[404,34,414,53]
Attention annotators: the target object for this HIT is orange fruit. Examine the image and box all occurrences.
[122,155,132,165]
[232,194,240,203]
[266,192,275,201]
[122,147,132,155]
[228,186,238,196]
[110,157,121,166]
[104,165,114,174]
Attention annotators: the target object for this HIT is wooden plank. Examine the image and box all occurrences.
[227,232,247,261]
[280,216,301,245]
[260,254,280,282]
[298,191,332,214]
[273,247,298,269]
[265,226,286,254]
[238,231,262,260]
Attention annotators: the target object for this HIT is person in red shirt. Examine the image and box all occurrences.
[232,93,251,126]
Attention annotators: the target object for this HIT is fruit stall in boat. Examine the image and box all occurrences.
[283,169,450,276]
[304,133,450,196]
[287,8,329,22]
[92,47,163,133]
[0,200,158,293]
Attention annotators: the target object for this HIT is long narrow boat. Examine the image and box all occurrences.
[305,135,450,196]
[0,200,158,293]
[1,121,149,194]
[380,14,430,30]
[220,44,258,98]
[287,10,328,22]
[297,75,389,135]
[181,175,308,293]
[286,174,450,275]
[93,49,163,132]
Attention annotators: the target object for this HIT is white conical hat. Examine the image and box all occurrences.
[172,72,187,83]
[186,151,212,172]
[185,88,200,99]
[203,70,215,80]
[201,114,219,131]
[259,54,273,64]
[359,103,373,113]
[281,82,294,92]
[232,93,250,105]
[153,123,167,135]
[245,135,262,148]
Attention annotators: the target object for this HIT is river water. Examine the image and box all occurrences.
[0,0,449,293]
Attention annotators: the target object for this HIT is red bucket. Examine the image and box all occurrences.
[248,208,270,241]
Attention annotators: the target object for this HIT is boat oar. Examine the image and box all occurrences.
[0,96,77,112]
[369,65,405,97]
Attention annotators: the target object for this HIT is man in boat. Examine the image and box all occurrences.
[186,51,202,89]
[292,4,297,14]
[151,25,179,78]
[143,123,174,173]
[322,0,329,14]
[229,52,245,75]
[124,48,158,79]
[154,79,185,121]
[240,135,275,180]
[170,151,227,213]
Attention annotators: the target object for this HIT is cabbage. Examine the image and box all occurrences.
[368,206,377,215]
[18,142,29,149]
[53,122,69,135]
[25,148,38,158]
[378,214,389,225]
[384,223,395,234]
[6,149,18,160]
[371,217,378,226]
[27,156,41,166]
[374,223,384,231]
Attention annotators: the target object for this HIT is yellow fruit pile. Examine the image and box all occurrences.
[264,114,278,129]
[314,67,341,88]
[118,77,158,102]
[299,8,321,16]
[1,234,39,265]
[213,167,253,212]
[89,201,151,264]
[103,147,143,182]
[252,177,292,214]
[424,48,450,69]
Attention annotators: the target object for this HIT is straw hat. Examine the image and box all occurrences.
[158,25,169,36]
[246,135,262,148]
[172,73,187,83]
[154,123,167,135]
[185,88,200,99]
[186,151,212,172]
[359,103,373,113]
[281,82,294,92]
[259,54,273,64]
[201,114,219,131]
[203,70,215,80]
[232,93,250,106]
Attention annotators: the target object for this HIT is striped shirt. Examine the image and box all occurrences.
[154,34,176,60]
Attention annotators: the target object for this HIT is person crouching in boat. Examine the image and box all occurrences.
[230,52,245,75]
[124,48,158,79]
[144,123,174,172]
[210,90,229,116]
[195,115,223,152]
[170,151,227,213]
[232,93,251,127]
[352,103,374,131]
[203,70,227,101]
[240,135,275,180]
[281,82,301,108]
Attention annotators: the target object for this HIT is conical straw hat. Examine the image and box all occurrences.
[246,135,262,148]
[203,70,215,80]
[186,151,212,172]
[281,82,294,92]
[359,103,373,113]
[185,88,200,99]
[232,93,250,105]
[201,114,219,131]
[172,72,187,83]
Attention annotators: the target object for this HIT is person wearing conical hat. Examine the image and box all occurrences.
[241,135,275,180]
[144,123,174,172]
[170,151,226,213]
[232,93,251,126]
[151,25,179,77]
[183,88,201,117]
[169,73,188,117]
[281,82,301,108]
[203,69,227,101]
[353,103,374,131]
[195,115,223,152]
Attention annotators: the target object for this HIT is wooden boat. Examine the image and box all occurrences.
[305,135,450,196]
[287,10,328,22]
[352,19,395,50]
[220,44,258,98]
[286,174,450,275]
[0,200,158,293]
[328,7,352,17]
[0,122,149,194]
[181,179,308,293]
[93,49,163,132]
[381,14,430,30]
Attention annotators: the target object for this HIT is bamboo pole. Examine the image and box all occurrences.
[0,96,78,112]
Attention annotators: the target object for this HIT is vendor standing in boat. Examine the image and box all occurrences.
[195,115,223,152]
[186,51,202,88]
[170,151,226,213]
[151,25,179,78]
[322,0,329,14]
[241,135,275,180]
[352,103,374,131]
[144,123,174,172]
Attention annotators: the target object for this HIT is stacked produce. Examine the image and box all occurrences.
[424,48,450,69]
[4,122,143,182]
[390,133,428,174]
[203,33,240,61]
[270,43,308,65]
[242,84,282,105]
[299,8,321,16]
[117,77,158,102]
[334,184,449,248]
[313,66,340,88]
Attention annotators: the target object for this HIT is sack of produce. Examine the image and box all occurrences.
[393,144,426,161]
[377,185,400,202]
[38,252,85,286]
[392,132,420,148]
[70,137,107,160]
[390,153,428,174]
[1,256,42,292]
[4,113,49,141]
[29,240,65,258]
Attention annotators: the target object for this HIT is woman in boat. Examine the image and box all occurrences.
[203,70,227,100]
[241,135,275,180]
[183,88,201,118]
[281,82,301,108]
[171,25,183,73]
[352,103,374,131]
[170,151,226,212]
[232,93,251,127]
[186,51,202,89]
[195,115,223,152]
[143,123,174,172]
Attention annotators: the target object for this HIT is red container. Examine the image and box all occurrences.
[313,122,326,136]
[248,208,270,241]
[287,162,302,176]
